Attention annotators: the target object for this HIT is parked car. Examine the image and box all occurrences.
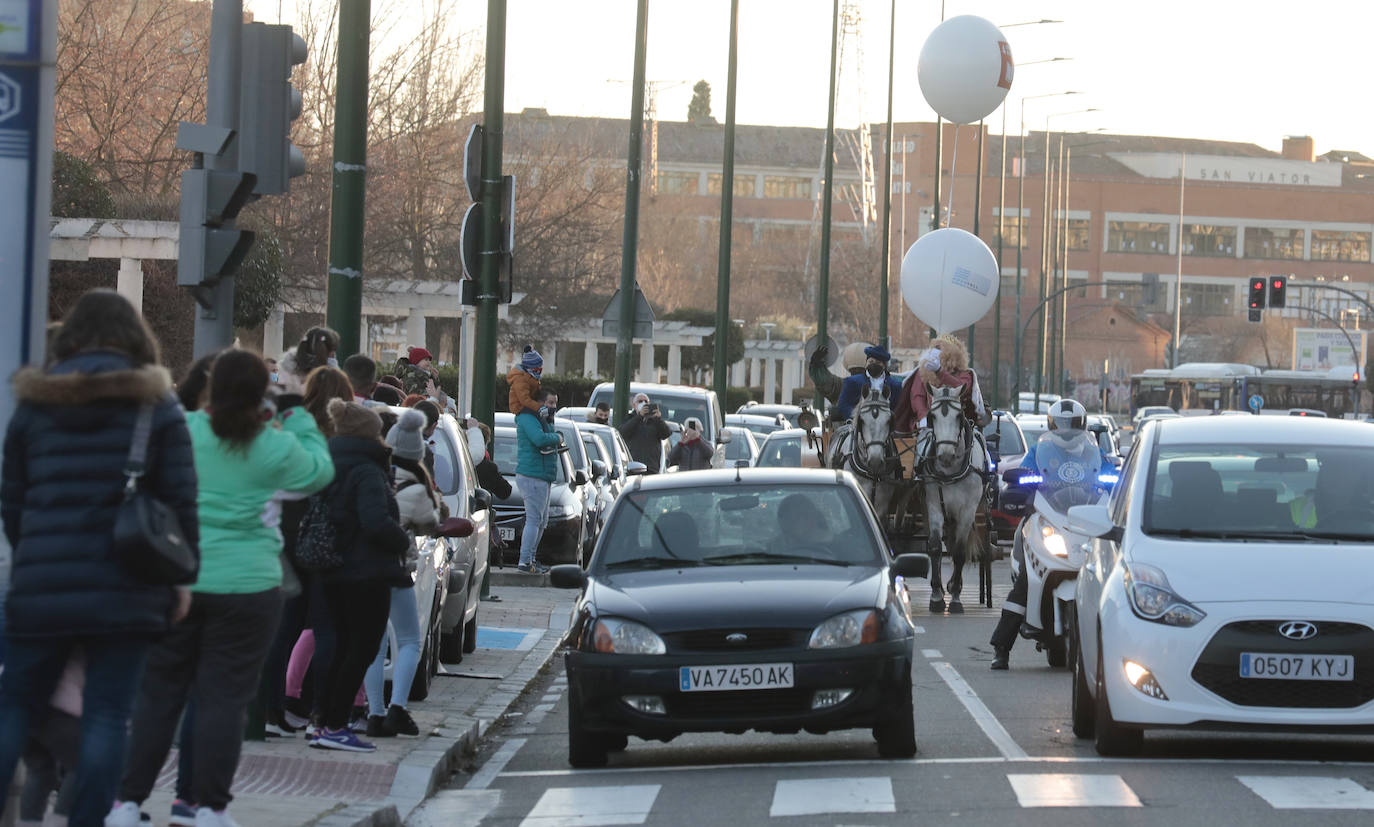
[1130,405,1176,428]
[550,468,931,767]
[754,428,823,468]
[736,402,804,427]
[496,412,600,556]
[983,412,1029,541]
[721,425,761,466]
[725,412,790,439]
[488,425,590,566]
[588,382,728,466]
[580,431,618,534]
[1068,416,1374,756]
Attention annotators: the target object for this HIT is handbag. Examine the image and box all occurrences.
[112,403,198,585]
[293,493,344,571]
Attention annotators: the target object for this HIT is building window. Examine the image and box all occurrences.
[1183,224,1236,257]
[992,215,1029,249]
[1108,279,1166,312]
[762,175,812,199]
[707,173,755,198]
[1061,217,1091,251]
[1182,282,1232,316]
[891,181,912,194]
[1244,226,1304,260]
[656,171,698,195]
[1311,229,1371,262]
[1107,220,1170,254]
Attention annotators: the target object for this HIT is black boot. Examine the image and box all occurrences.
[991,647,1010,670]
[989,609,1023,669]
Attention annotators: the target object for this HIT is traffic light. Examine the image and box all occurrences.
[177,168,257,297]
[1248,276,1267,323]
[1268,275,1287,308]
[238,22,308,196]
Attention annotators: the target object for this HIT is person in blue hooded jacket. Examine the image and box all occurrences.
[833,345,903,421]
[514,388,563,574]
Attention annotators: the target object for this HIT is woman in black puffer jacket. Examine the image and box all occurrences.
[0,290,198,824]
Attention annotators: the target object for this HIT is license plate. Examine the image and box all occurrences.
[679,663,794,692]
[498,527,515,541]
[1239,652,1354,681]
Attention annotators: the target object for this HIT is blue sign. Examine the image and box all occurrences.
[1249,394,1265,412]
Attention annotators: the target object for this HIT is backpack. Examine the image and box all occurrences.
[293,469,356,571]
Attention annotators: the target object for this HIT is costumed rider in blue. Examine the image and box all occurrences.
[832,345,904,422]
[989,398,1100,670]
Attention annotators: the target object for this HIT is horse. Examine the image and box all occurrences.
[824,383,901,525]
[918,385,991,614]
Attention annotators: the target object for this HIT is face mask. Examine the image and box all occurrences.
[269,372,279,384]
[866,362,885,379]
[326,357,339,368]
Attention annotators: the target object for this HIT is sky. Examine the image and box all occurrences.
[246,0,1373,156]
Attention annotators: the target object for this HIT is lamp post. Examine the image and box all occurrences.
[1013,91,1079,407]
[1054,130,1110,394]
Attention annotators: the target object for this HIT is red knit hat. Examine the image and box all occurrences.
[408,347,433,364]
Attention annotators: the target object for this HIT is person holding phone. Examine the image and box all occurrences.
[619,393,670,474]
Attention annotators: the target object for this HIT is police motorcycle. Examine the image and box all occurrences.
[991,399,1117,669]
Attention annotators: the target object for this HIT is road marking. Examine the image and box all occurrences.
[520,784,660,826]
[912,625,925,634]
[1007,773,1142,807]
[404,789,502,827]
[921,648,943,658]
[468,738,528,790]
[930,661,1029,760]
[769,777,895,817]
[1238,776,1374,809]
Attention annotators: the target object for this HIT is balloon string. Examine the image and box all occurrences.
[946,122,960,229]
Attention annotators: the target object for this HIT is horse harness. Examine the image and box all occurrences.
[843,399,895,482]
[918,394,991,486]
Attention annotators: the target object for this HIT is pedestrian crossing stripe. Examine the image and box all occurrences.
[769,777,895,817]
[521,784,660,826]
[1238,776,1374,810]
[1007,773,1142,807]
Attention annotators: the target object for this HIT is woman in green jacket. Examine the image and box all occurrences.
[112,350,334,827]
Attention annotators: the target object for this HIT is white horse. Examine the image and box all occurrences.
[919,386,991,614]
[825,384,900,523]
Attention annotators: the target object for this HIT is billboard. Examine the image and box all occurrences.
[1291,327,1369,371]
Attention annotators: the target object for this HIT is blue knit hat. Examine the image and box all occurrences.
[864,344,892,363]
[521,345,544,373]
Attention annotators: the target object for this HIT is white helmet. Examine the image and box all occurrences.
[842,342,871,373]
[1047,398,1087,432]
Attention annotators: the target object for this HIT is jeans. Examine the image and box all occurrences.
[319,581,390,731]
[364,585,421,716]
[19,709,79,820]
[119,589,283,811]
[515,474,551,568]
[0,636,149,827]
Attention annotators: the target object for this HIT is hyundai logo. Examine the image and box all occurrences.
[1278,621,1319,641]
[725,633,748,645]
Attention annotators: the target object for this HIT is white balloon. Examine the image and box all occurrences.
[917,15,1014,125]
[900,228,1000,334]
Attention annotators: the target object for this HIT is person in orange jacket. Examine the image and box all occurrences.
[507,345,543,416]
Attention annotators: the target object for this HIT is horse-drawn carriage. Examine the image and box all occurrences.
[810,383,1001,612]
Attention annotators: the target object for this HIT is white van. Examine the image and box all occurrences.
[587,382,728,468]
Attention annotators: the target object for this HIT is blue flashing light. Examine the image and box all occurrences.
[1016,473,1044,485]
[1098,473,1120,485]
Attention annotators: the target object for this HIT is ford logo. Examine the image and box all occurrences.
[1278,621,1318,641]
[725,633,748,645]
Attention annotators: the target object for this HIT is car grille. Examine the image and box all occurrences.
[667,688,813,719]
[1191,620,1374,709]
[665,628,805,652]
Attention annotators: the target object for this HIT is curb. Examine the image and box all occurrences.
[342,609,565,826]
[489,569,552,588]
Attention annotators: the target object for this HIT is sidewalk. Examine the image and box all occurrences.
[138,584,575,827]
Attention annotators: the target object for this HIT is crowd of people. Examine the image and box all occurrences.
[0,290,494,827]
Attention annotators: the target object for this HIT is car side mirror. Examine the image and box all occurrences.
[718,430,732,444]
[891,553,931,579]
[1066,503,1122,542]
[573,469,589,487]
[472,487,492,512]
[735,459,751,469]
[590,460,606,481]
[549,564,588,589]
[437,517,474,538]
[626,461,648,476]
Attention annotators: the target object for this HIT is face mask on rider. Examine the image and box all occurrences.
[866,362,884,379]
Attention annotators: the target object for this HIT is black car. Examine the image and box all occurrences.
[551,468,930,767]
[489,426,589,566]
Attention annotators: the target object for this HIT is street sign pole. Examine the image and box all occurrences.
[612,0,649,427]
[877,0,895,350]
[472,0,505,429]
[325,0,370,358]
[816,0,840,413]
[711,0,739,403]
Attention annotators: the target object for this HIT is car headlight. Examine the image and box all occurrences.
[547,503,575,520]
[808,609,880,649]
[1123,563,1206,627]
[592,617,666,655]
[1041,524,1069,558]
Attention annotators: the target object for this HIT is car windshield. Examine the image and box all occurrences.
[492,430,568,484]
[582,434,606,465]
[555,423,589,471]
[1144,444,1374,541]
[983,417,1026,455]
[756,436,802,467]
[596,483,883,569]
[724,430,754,461]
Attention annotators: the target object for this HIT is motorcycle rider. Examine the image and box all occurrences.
[990,398,1100,670]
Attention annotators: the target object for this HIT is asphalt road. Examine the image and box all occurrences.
[434,559,1374,827]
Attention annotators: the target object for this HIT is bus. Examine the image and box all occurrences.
[1128,363,1367,419]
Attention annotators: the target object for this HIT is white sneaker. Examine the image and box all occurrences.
[194,808,241,827]
[105,801,148,827]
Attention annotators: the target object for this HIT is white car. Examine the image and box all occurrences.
[1067,416,1374,756]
